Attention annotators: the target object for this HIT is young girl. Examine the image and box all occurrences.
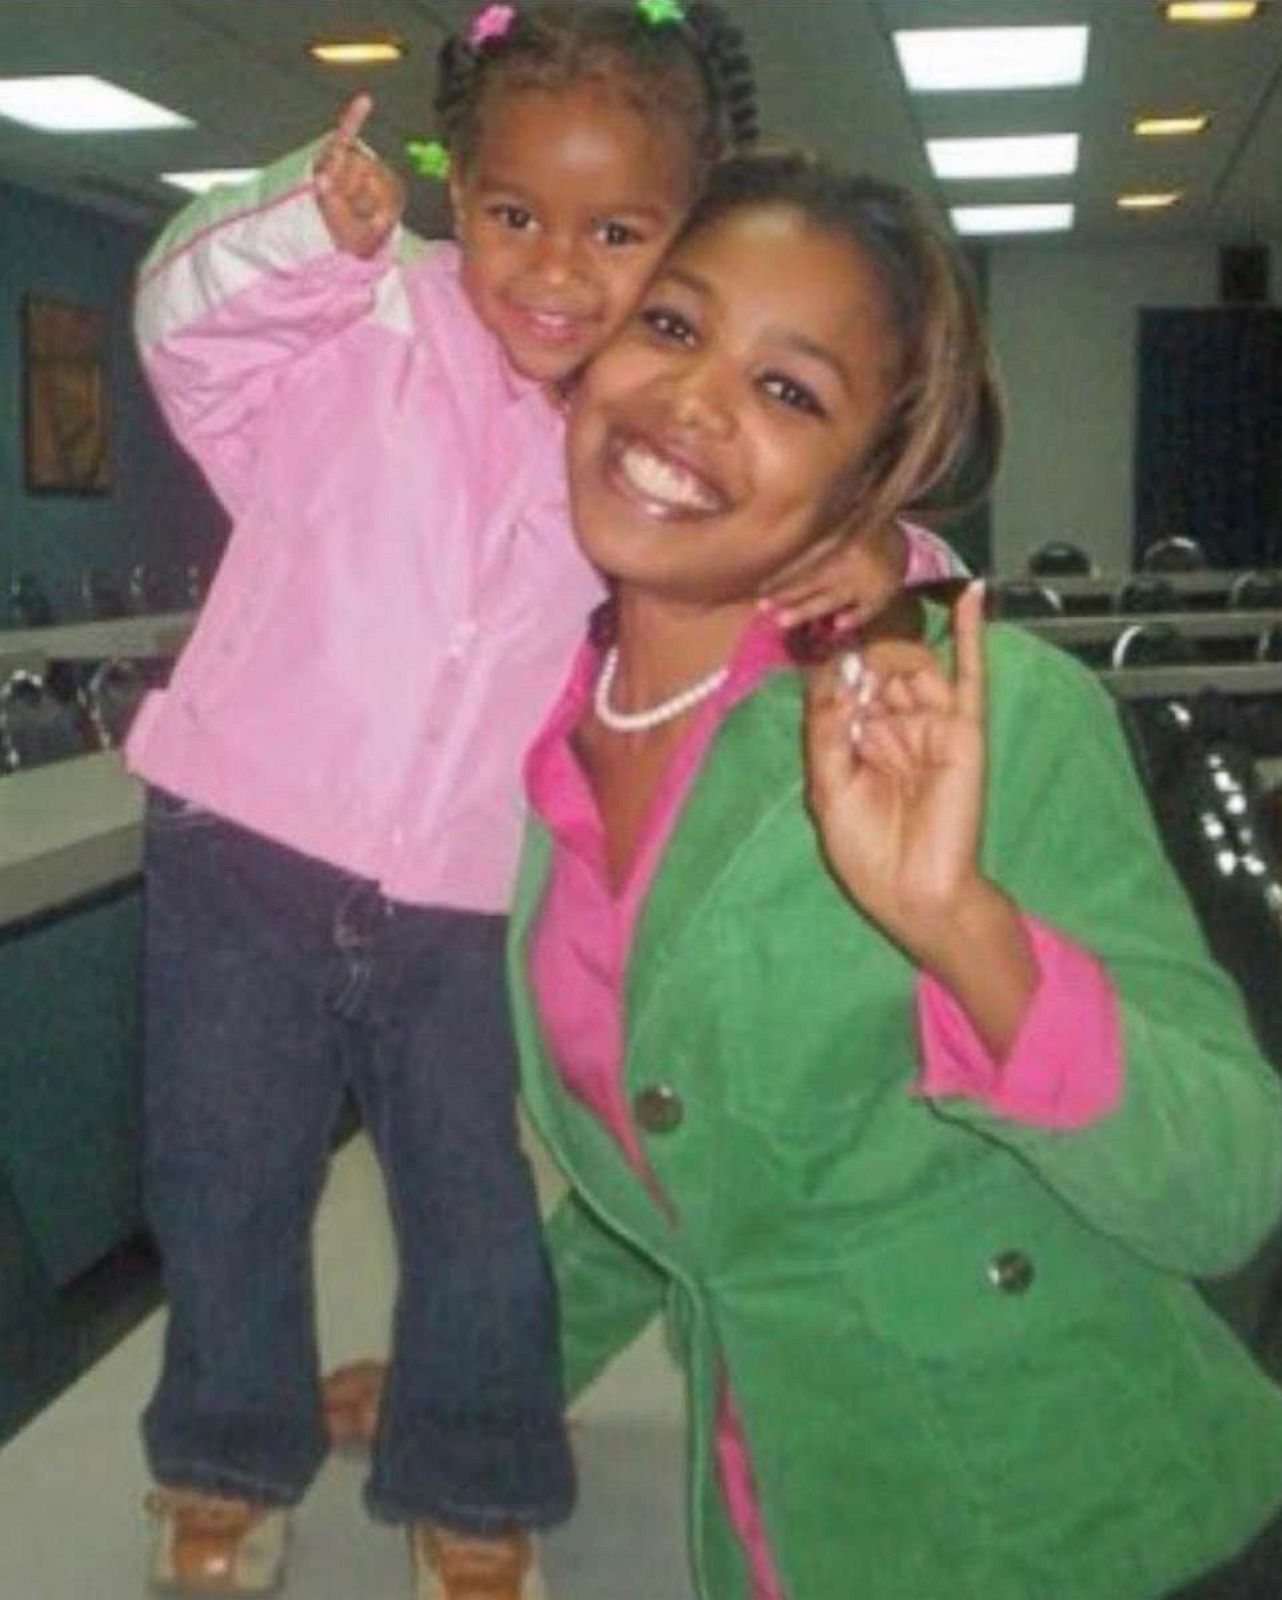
[507,153,1282,1599]
[131,6,958,1597]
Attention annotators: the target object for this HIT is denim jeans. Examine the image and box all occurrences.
[140,791,574,1532]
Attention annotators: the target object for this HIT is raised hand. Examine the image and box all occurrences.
[314,94,405,259]
[802,582,988,963]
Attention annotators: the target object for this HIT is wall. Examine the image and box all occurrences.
[985,236,1278,577]
[0,179,226,619]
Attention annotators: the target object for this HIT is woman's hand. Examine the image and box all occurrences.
[314,95,405,259]
[759,516,906,631]
[804,581,1038,1056]
[803,581,989,962]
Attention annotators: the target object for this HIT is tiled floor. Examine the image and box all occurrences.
[0,1129,695,1599]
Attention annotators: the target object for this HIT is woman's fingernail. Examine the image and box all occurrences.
[856,671,877,707]
[849,718,864,745]
[838,651,864,689]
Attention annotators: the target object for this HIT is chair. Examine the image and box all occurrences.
[1140,536,1207,573]
[0,670,92,770]
[1114,575,1178,615]
[1027,541,1093,578]
[80,567,128,620]
[1121,710,1282,1368]
[129,563,171,614]
[1229,571,1282,611]
[81,657,147,748]
[992,580,1063,620]
[1109,622,1200,671]
[8,574,55,628]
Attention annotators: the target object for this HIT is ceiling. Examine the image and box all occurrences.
[0,0,1278,248]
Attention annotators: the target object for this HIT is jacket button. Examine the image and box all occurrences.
[987,1249,1034,1294]
[633,1085,684,1134]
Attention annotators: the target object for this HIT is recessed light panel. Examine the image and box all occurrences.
[1133,114,1211,136]
[0,75,192,133]
[1117,191,1183,209]
[894,27,1090,92]
[308,40,406,64]
[927,133,1080,180]
[1163,2,1260,22]
[163,169,262,195]
[951,203,1076,236]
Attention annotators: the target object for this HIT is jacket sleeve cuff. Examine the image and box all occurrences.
[912,915,1122,1128]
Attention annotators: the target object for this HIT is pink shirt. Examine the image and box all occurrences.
[127,143,601,911]
[524,609,1122,1599]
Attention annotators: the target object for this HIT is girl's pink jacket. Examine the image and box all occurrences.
[127,142,602,911]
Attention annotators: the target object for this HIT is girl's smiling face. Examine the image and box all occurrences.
[566,201,902,606]
[451,79,692,385]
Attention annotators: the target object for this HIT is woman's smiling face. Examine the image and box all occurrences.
[566,201,901,608]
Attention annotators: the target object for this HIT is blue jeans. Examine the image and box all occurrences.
[140,792,574,1532]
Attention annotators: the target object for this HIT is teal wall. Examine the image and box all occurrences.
[0,179,227,618]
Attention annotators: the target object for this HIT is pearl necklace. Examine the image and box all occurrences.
[593,646,729,733]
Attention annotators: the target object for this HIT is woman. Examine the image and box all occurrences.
[509,152,1282,1599]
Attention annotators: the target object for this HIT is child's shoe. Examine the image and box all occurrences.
[146,1487,289,1594]
[409,1522,549,1600]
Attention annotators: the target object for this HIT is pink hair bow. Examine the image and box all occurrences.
[468,3,517,47]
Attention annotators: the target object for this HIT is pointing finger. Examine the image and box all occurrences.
[951,581,986,723]
[333,93,374,150]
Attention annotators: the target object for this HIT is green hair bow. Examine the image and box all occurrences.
[637,0,686,25]
[405,139,452,180]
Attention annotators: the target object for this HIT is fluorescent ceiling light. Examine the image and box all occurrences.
[1117,191,1183,209]
[308,39,405,64]
[1133,113,1211,136]
[163,168,262,194]
[0,75,192,133]
[927,133,1079,180]
[1163,2,1261,21]
[894,27,1090,92]
[951,203,1075,236]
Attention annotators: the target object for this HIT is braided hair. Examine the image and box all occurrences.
[435,2,758,191]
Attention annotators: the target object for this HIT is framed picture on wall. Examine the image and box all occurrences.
[22,294,111,494]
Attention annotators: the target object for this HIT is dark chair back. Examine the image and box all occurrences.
[1027,541,1093,577]
[992,580,1063,619]
[1229,571,1282,610]
[81,567,128,620]
[0,670,91,770]
[82,658,147,748]
[1109,622,1200,670]
[128,564,170,614]
[1140,536,1207,573]
[1114,574,1178,614]
[8,574,55,628]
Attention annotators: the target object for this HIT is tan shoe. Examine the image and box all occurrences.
[409,1522,549,1600]
[320,1358,387,1450]
[146,1488,289,1595]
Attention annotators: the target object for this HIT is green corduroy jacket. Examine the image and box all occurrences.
[510,614,1282,1600]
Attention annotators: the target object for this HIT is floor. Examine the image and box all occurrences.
[0,1128,696,1599]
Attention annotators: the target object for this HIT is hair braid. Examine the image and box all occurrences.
[430,2,758,185]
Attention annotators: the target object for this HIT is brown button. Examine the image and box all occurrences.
[633,1084,684,1134]
[987,1249,1034,1294]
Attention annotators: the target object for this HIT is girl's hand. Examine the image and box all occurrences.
[760,517,906,631]
[803,581,988,963]
[314,95,405,259]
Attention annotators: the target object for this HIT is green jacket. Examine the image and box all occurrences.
[510,616,1282,1600]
